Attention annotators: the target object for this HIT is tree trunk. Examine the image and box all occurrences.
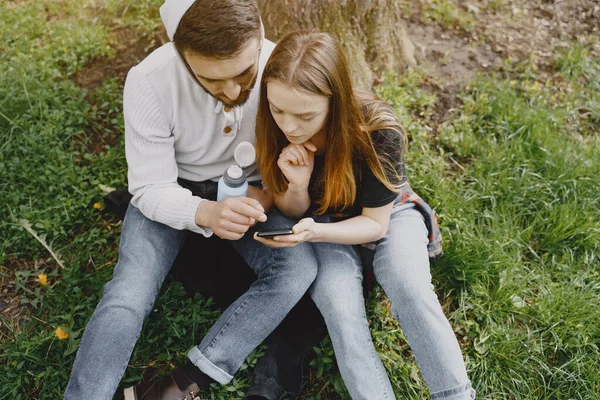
[258,0,416,90]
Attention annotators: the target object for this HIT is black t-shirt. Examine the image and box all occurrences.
[306,129,407,219]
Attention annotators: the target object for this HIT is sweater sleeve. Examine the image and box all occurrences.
[124,67,213,237]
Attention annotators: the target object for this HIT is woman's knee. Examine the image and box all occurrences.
[385,270,437,304]
[374,223,434,307]
[373,255,437,308]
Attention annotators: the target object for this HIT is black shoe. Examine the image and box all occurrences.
[123,367,202,400]
[245,349,286,400]
[245,340,307,400]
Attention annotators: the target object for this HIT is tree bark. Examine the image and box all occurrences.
[258,0,416,90]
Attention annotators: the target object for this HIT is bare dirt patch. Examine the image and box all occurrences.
[407,20,500,88]
[405,20,500,122]
[410,0,599,76]
[72,27,168,90]
[478,0,599,68]
[400,0,599,123]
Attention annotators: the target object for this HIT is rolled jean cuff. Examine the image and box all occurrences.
[431,381,475,400]
[187,346,233,385]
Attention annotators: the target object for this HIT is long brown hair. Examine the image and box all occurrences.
[256,31,405,214]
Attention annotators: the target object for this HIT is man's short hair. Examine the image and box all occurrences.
[174,0,261,59]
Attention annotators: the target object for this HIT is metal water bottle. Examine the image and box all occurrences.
[217,165,248,201]
[216,141,256,201]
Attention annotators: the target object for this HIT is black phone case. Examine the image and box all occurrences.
[256,229,294,238]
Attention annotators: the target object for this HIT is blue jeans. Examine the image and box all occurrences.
[309,203,475,400]
[64,205,317,399]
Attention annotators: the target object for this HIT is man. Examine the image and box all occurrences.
[64,1,319,398]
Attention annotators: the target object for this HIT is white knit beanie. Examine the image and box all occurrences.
[160,0,196,41]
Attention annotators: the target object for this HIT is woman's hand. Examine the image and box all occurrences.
[254,218,318,247]
[277,141,317,190]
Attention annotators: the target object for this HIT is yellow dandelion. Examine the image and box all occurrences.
[38,273,48,286]
[93,202,103,210]
[55,327,69,340]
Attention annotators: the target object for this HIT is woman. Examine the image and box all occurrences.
[253,31,475,400]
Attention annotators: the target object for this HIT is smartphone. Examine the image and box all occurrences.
[256,229,294,239]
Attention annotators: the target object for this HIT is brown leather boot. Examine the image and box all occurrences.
[123,367,202,400]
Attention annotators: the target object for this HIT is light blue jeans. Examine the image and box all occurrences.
[64,205,317,399]
[309,203,475,400]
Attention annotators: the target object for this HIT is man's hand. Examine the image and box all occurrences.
[247,185,274,215]
[195,197,267,240]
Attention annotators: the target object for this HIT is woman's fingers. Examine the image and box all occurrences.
[303,140,318,153]
[293,145,310,165]
[280,148,300,165]
[292,218,314,234]
[287,146,305,165]
[273,232,308,244]
[281,144,310,166]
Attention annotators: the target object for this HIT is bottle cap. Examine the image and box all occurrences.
[234,141,256,168]
[227,165,244,179]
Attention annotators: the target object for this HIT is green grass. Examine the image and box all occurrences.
[2,1,600,399]
[377,46,600,398]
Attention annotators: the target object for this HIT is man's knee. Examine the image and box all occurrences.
[310,277,363,321]
[102,277,158,316]
[277,244,318,285]
[99,259,166,324]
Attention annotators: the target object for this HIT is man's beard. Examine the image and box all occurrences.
[201,72,258,107]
